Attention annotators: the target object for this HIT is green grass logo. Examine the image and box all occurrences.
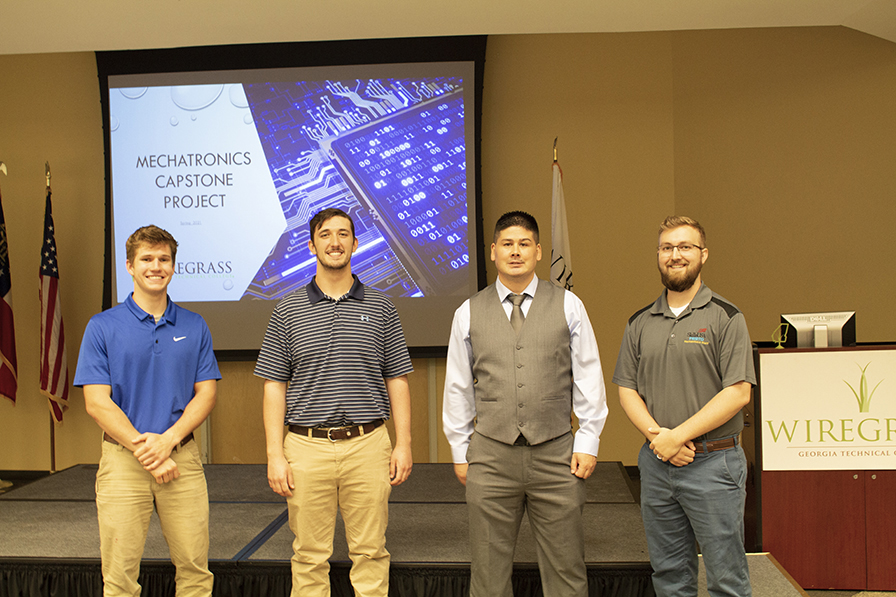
[844,362,883,413]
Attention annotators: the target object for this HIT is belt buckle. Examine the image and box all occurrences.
[326,425,351,442]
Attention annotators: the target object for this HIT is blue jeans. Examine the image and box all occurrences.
[638,441,751,597]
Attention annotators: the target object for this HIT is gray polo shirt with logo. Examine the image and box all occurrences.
[613,283,756,440]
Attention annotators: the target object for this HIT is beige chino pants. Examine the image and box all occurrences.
[283,423,393,597]
[95,439,212,597]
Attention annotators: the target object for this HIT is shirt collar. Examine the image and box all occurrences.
[124,293,176,324]
[651,282,711,317]
[307,274,365,304]
[495,275,539,303]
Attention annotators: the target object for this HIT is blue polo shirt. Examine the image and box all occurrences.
[74,294,221,434]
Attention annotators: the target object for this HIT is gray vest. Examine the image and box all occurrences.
[469,279,573,445]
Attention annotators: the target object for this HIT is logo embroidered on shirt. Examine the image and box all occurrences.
[360,315,370,322]
[684,328,709,345]
[173,336,187,342]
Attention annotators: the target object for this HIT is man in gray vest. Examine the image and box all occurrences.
[442,211,608,597]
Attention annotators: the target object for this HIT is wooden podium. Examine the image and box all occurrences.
[755,345,896,590]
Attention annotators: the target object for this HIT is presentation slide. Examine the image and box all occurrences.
[110,65,473,302]
[107,61,479,350]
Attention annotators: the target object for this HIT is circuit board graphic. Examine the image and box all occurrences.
[242,76,469,300]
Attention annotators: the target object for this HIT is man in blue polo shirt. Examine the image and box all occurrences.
[613,216,755,597]
[256,207,413,597]
[74,225,220,597]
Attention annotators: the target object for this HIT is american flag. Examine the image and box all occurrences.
[39,190,68,422]
[0,188,17,404]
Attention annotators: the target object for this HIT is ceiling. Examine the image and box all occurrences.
[1,0,895,56]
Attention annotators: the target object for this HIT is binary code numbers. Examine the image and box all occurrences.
[243,76,470,299]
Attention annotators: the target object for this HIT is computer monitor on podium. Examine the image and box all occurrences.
[780,311,856,348]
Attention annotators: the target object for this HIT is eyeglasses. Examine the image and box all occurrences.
[658,243,704,255]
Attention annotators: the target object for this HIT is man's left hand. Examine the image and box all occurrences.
[390,444,412,486]
[570,452,597,479]
[133,432,176,471]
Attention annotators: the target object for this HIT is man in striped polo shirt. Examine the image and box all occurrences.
[255,207,413,597]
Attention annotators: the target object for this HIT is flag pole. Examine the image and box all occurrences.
[0,162,10,488]
[550,139,573,290]
[39,162,70,430]
[46,162,57,474]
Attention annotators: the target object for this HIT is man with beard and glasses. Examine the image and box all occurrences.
[255,207,413,597]
[612,215,755,597]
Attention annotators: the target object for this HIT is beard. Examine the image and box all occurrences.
[659,259,702,292]
[316,251,351,272]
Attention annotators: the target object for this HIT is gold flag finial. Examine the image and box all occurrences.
[45,162,51,190]
[553,138,558,163]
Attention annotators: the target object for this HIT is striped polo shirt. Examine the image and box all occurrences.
[254,274,413,426]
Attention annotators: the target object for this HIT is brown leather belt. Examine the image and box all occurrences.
[103,432,194,448]
[288,420,383,441]
[695,436,738,453]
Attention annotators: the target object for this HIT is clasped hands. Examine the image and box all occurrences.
[648,426,696,467]
[132,432,180,484]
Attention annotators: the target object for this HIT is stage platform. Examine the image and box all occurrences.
[0,462,806,596]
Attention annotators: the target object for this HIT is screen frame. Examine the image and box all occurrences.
[95,36,488,360]
[780,311,857,348]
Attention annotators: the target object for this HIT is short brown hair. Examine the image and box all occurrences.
[659,215,706,247]
[309,208,355,239]
[494,211,539,243]
[126,225,178,263]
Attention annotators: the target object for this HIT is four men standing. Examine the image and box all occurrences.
[74,212,753,596]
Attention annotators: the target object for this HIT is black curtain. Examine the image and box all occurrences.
[1,560,654,597]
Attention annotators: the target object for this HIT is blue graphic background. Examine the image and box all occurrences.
[243,76,469,299]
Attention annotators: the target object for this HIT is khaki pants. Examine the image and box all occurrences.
[283,424,392,597]
[95,439,212,597]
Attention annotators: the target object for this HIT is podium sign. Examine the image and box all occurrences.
[760,347,896,471]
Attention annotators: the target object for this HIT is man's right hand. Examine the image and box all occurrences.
[151,458,180,484]
[453,463,468,486]
[268,455,295,497]
[132,431,176,471]
[647,428,696,467]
